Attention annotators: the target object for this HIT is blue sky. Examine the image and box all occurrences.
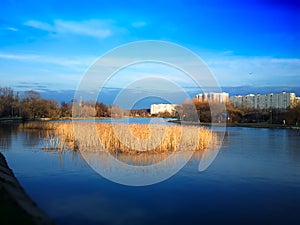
[0,0,299,93]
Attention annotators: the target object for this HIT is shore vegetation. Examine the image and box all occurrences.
[20,122,216,154]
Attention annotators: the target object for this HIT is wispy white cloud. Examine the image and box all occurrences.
[24,20,53,32]
[0,26,19,32]
[24,19,121,39]
[1,50,299,90]
[0,52,94,68]
[7,27,18,32]
[0,53,39,60]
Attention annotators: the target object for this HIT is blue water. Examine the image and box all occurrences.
[1,122,300,225]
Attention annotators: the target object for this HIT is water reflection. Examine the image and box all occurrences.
[1,124,300,225]
[286,130,300,161]
[80,150,199,185]
[21,130,45,147]
[0,124,19,150]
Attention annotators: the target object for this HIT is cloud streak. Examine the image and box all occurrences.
[1,50,299,90]
[0,52,94,69]
[0,53,39,60]
[24,19,120,39]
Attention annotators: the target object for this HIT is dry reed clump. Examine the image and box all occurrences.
[22,121,215,153]
[21,121,58,130]
[38,122,216,154]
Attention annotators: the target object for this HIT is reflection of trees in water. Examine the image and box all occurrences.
[0,123,53,151]
[218,131,230,148]
[286,130,300,161]
[0,123,59,151]
[41,142,82,167]
[0,124,19,150]
[20,129,47,147]
[58,150,81,168]
[16,123,57,148]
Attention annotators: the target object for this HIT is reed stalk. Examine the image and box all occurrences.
[23,121,216,154]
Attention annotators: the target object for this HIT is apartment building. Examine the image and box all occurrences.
[194,92,229,103]
[150,104,177,115]
[230,92,297,109]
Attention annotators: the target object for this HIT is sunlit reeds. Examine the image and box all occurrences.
[22,122,216,154]
[21,121,58,130]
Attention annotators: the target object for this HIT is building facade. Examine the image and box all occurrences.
[194,92,229,103]
[230,92,297,109]
[150,104,177,115]
[292,97,300,107]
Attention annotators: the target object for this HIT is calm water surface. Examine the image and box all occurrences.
[0,120,299,225]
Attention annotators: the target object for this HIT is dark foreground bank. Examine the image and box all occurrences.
[0,152,54,225]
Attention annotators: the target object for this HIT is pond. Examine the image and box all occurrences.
[1,120,300,225]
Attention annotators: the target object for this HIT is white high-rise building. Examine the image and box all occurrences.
[150,104,177,115]
[230,92,297,109]
[194,92,229,103]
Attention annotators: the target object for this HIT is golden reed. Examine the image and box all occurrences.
[22,121,216,153]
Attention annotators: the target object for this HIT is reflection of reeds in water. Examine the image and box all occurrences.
[19,122,63,150]
[83,151,196,173]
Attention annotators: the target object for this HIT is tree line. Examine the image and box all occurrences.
[0,87,150,120]
[1,86,299,125]
[0,87,59,120]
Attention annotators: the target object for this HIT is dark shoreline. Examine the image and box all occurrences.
[0,152,54,225]
[168,119,300,130]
